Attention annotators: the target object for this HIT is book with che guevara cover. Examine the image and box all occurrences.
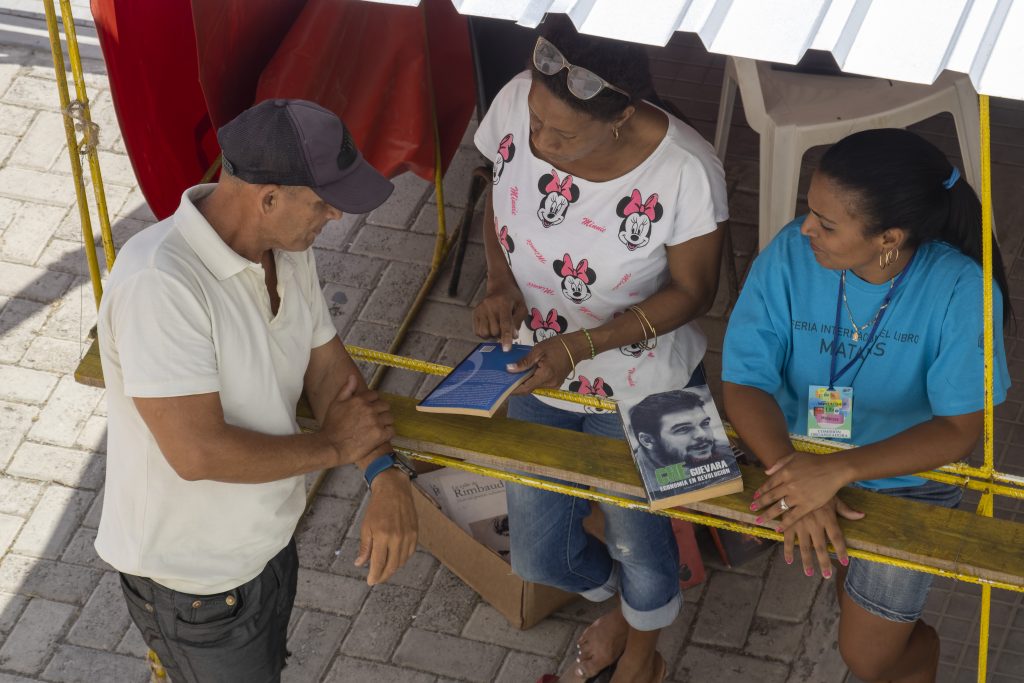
[619,368,743,510]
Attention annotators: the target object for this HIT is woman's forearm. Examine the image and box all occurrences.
[585,281,710,355]
[571,226,724,359]
[833,412,981,485]
[722,382,796,468]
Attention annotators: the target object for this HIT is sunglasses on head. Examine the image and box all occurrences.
[532,36,630,101]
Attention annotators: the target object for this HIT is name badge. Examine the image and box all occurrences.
[807,385,853,439]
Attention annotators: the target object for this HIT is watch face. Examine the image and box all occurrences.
[394,459,417,479]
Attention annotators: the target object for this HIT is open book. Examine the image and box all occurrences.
[619,369,743,510]
[417,342,532,417]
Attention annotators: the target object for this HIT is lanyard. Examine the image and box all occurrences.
[828,254,915,389]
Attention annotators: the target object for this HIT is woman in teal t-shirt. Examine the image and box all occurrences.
[722,129,1011,683]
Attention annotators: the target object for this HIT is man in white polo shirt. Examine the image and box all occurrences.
[95,99,417,682]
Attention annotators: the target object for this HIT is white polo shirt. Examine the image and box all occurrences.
[95,185,337,594]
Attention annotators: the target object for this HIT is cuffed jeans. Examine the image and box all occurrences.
[506,394,681,631]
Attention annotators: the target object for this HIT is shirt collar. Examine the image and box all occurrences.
[174,184,253,281]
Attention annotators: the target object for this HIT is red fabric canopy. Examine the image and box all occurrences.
[91,0,476,220]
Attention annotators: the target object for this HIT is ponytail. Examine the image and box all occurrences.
[818,129,1012,325]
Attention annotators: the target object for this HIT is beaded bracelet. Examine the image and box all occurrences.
[557,336,577,379]
[580,328,596,360]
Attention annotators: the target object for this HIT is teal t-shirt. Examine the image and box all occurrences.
[722,220,1010,489]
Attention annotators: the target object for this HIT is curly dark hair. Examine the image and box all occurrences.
[530,15,654,122]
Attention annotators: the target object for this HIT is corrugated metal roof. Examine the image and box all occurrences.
[391,0,1024,101]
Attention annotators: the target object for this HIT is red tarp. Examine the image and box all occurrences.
[91,0,476,220]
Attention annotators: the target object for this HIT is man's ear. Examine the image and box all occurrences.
[637,432,656,450]
[257,185,280,215]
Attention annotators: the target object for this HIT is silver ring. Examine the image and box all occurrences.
[779,497,790,512]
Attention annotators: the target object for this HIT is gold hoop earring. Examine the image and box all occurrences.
[880,247,899,269]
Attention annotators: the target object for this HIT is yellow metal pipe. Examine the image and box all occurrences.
[419,1,447,270]
[201,155,223,184]
[343,345,1024,494]
[977,92,995,683]
[58,0,115,272]
[398,448,1024,594]
[979,584,992,680]
[365,228,461,390]
[42,0,103,308]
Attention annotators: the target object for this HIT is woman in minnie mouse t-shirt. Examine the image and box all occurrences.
[472,17,728,683]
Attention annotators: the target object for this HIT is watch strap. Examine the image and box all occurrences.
[363,452,397,488]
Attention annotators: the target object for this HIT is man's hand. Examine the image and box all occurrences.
[355,468,418,585]
[473,283,527,351]
[321,375,395,466]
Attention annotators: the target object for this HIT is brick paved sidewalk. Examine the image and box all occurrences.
[1,10,1022,683]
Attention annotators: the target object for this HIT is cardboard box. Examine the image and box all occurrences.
[411,481,578,630]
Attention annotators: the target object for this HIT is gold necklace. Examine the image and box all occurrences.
[841,271,895,343]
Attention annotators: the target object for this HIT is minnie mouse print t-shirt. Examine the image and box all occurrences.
[475,71,728,412]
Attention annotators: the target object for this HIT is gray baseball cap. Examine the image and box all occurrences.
[217,99,394,213]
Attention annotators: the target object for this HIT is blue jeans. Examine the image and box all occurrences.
[845,480,963,622]
[505,394,681,631]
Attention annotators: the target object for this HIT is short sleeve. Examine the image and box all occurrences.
[304,250,338,349]
[111,269,220,398]
[722,254,789,395]
[665,155,718,246]
[926,270,1010,416]
[474,73,527,160]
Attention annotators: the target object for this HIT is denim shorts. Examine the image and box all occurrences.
[844,480,962,623]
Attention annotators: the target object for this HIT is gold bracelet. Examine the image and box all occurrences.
[557,336,577,379]
[580,328,596,360]
[627,307,651,349]
[629,305,657,349]
[631,305,657,338]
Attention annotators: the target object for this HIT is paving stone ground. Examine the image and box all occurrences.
[1,7,1023,683]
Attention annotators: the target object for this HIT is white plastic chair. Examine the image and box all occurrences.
[713,57,984,250]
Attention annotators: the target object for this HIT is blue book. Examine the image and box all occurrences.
[417,343,533,417]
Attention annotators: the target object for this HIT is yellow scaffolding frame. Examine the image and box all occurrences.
[44,1,1018,679]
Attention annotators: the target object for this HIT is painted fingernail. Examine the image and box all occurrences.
[805,568,814,577]
[775,527,783,533]
[785,556,793,565]
[823,569,832,579]
[749,503,759,511]
[754,516,764,524]
[753,491,761,499]
[840,557,849,567]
